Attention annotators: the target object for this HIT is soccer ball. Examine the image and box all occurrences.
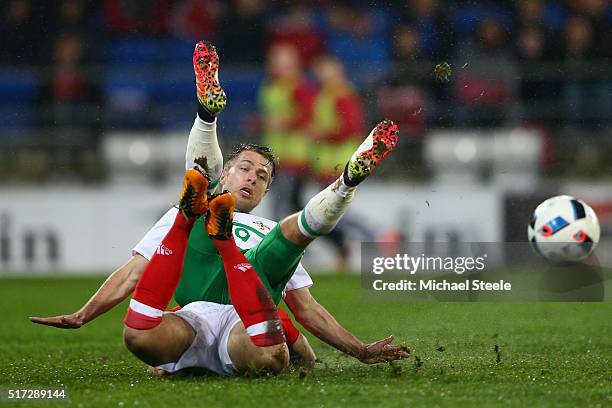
[528,195,600,263]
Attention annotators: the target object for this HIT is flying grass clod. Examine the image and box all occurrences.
[434,62,452,82]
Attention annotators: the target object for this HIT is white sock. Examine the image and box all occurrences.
[298,177,356,238]
[185,116,223,192]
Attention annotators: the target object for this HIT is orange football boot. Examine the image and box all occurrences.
[178,167,210,219]
[205,191,236,240]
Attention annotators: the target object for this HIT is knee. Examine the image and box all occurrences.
[256,345,290,374]
[290,335,317,369]
[267,345,290,373]
[123,327,151,355]
[123,327,164,368]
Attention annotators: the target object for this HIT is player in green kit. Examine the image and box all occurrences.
[31,41,408,375]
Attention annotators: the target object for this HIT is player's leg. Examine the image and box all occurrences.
[289,334,317,368]
[123,167,209,366]
[278,308,316,368]
[282,119,399,245]
[205,192,303,373]
[206,192,286,347]
[123,314,196,367]
[185,40,227,192]
[224,323,288,374]
[225,308,314,373]
[235,120,399,295]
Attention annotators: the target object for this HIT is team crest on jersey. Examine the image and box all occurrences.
[234,262,252,272]
[155,244,173,256]
[253,221,271,231]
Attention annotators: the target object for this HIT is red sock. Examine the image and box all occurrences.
[277,309,300,346]
[212,238,285,347]
[124,212,194,330]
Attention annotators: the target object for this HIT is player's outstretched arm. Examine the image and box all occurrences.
[284,287,409,364]
[29,254,147,329]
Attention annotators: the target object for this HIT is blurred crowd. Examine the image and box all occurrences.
[1,0,611,134]
[2,0,610,266]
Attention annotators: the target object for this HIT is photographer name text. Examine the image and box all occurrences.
[372,279,512,291]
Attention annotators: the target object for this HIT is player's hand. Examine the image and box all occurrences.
[28,313,85,329]
[357,335,410,364]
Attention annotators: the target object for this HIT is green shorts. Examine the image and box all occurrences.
[174,218,306,306]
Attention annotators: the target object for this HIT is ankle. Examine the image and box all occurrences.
[197,102,216,123]
[342,162,361,187]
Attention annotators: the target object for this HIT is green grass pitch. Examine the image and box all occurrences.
[1,275,611,407]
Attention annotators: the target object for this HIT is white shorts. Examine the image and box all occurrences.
[156,301,242,376]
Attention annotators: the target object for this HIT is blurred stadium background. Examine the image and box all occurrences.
[1,0,611,274]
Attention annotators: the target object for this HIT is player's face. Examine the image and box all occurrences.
[221,151,272,213]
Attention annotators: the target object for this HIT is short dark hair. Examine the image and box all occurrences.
[225,143,276,183]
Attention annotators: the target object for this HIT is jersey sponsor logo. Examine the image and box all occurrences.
[234,262,252,272]
[155,244,173,256]
[253,221,271,231]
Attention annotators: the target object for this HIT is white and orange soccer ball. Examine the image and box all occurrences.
[528,195,600,263]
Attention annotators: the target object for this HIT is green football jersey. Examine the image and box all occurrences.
[174,211,309,306]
